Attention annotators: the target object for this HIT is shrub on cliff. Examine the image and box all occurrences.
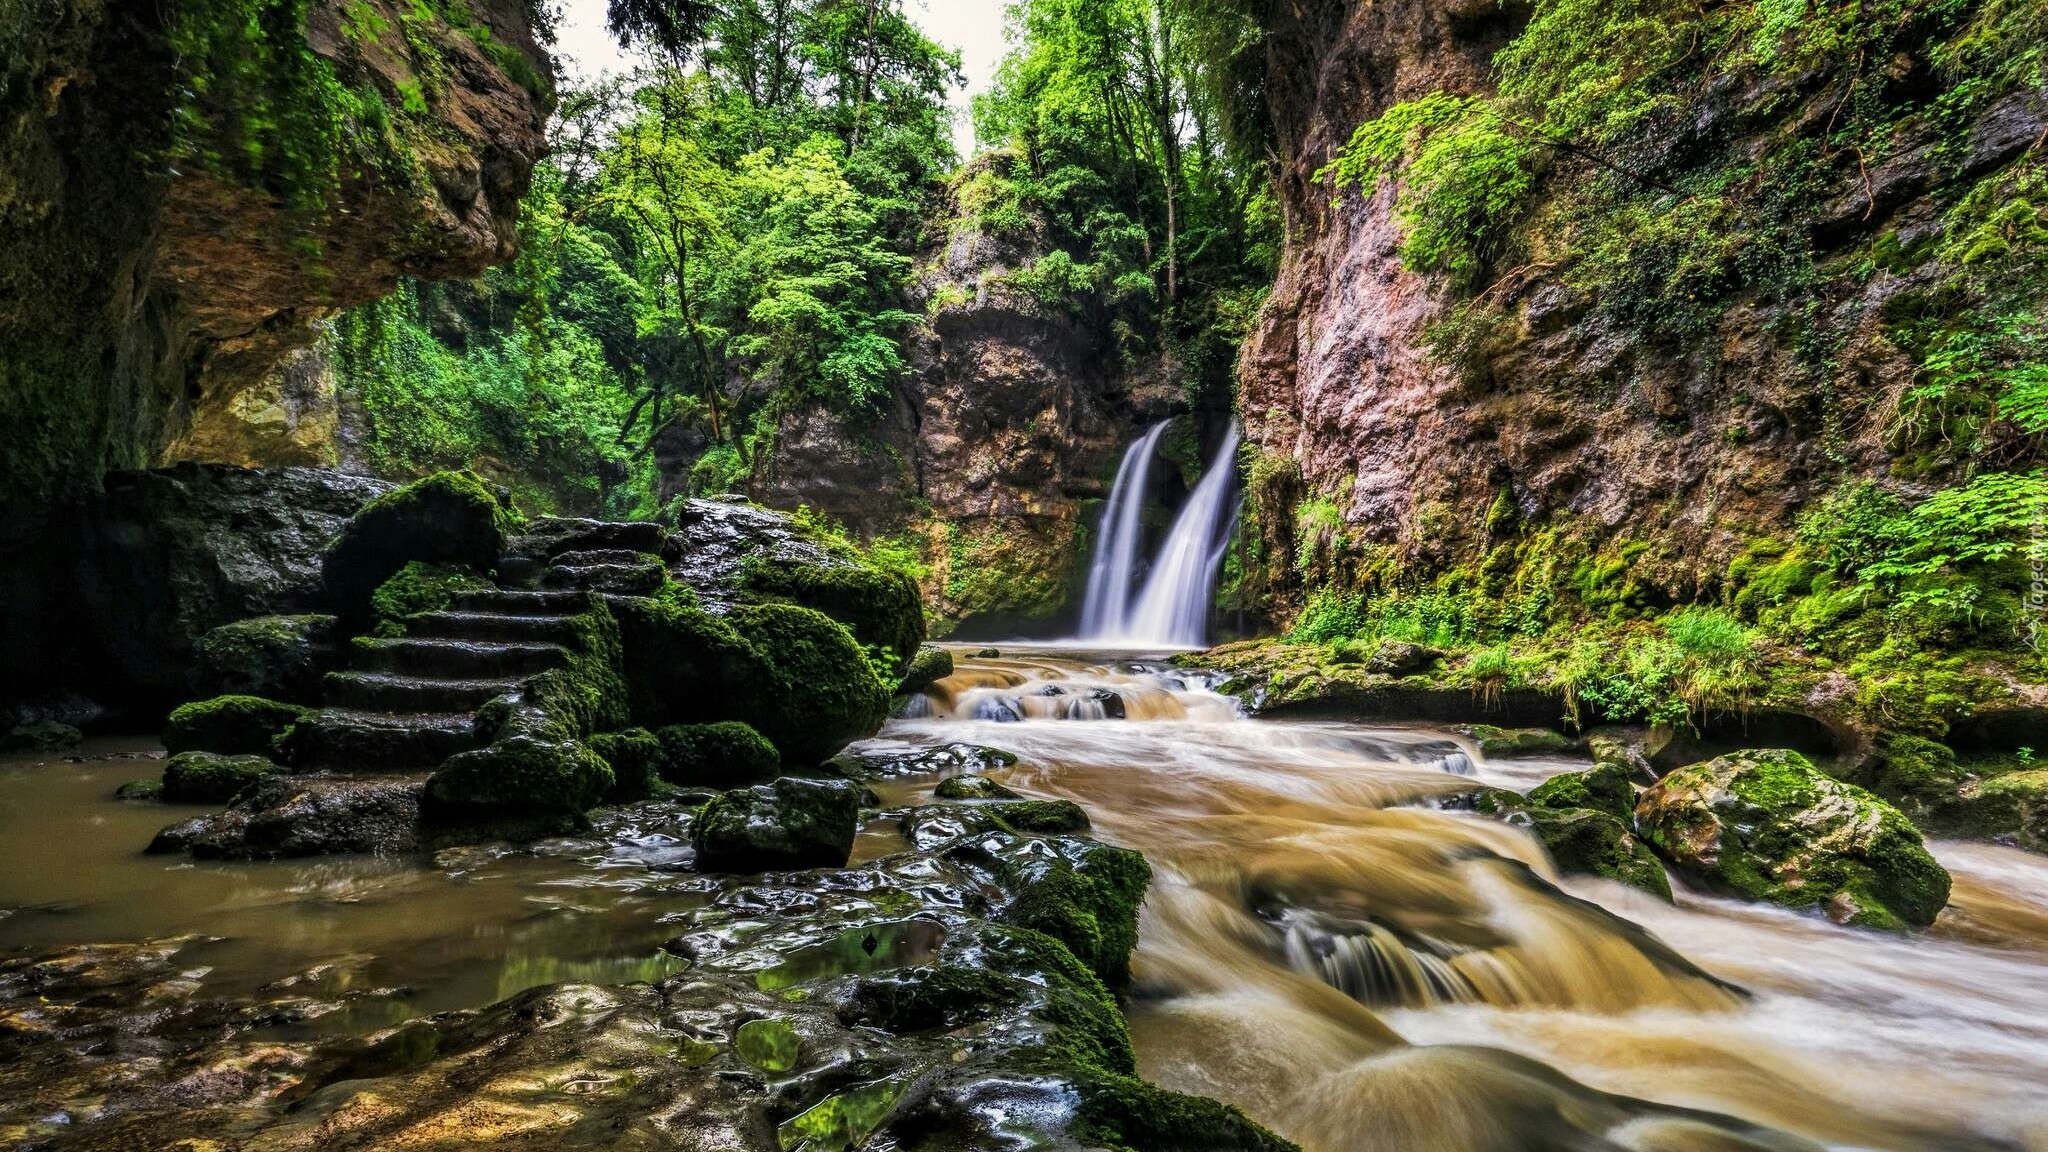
[321,471,513,620]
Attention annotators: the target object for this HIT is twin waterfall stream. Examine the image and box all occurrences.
[1080,421,1242,648]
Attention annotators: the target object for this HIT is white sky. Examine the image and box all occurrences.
[549,0,1011,156]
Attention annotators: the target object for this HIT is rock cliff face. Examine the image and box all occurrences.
[0,0,551,505]
[743,170,1189,634]
[1236,0,2046,615]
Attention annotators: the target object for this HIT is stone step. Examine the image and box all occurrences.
[353,637,570,679]
[518,518,670,559]
[291,709,480,771]
[325,671,524,713]
[408,610,593,644]
[550,548,656,568]
[446,589,591,615]
[540,560,667,596]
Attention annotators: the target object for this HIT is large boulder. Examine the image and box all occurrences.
[426,733,616,815]
[1527,759,1636,822]
[160,751,283,803]
[615,598,889,767]
[1,720,82,753]
[192,614,341,703]
[148,776,424,860]
[692,777,862,873]
[1635,749,1952,929]
[28,465,389,717]
[656,722,781,788]
[320,471,512,619]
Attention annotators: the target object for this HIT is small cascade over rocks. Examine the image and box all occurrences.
[1079,424,1242,648]
[906,648,1240,724]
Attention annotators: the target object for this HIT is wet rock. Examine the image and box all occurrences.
[148,775,424,860]
[114,779,163,801]
[1458,724,1578,759]
[1636,749,1951,929]
[1,720,81,753]
[193,613,342,703]
[693,777,862,873]
[933,774,1021,800]
[427,733,615,815]
[320,471,512,620]
[973,647,1002,658]
[589,727,666,801]
[1515,808,1672,902]
[160,751,283,804]
[161,694,307,756]
[1528,760,1637,822]
[973,698,1023,723]
[657,721,783,788]
[897,645,954,694]
[831,742,1021,781]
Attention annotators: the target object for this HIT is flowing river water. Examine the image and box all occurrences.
[5,647,2048,1150]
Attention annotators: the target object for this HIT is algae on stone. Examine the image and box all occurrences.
[162,694,307,756]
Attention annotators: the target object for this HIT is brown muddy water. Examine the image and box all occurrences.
[6,648,2048,1150]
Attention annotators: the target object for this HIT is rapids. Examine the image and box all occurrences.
[877,647,2048,1152]
[3,648,2045,1150]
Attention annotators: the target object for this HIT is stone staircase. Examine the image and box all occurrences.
[289,517,678,775]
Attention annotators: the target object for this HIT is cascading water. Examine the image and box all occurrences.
[1078,423,1242,648]
[1118,424,1241,647]
[1080,422,1170,637]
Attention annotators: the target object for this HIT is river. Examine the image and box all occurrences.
[4,646,2046,1150]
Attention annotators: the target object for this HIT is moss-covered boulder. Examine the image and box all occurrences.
[426,734,615,815]
[367,562,492,637]
[1519,807,1672,901]
[1,720,82,753]
[589,728,665,802]
[693,777,862,873]
[1635,749,1951,929]
[193,614,340,703]
[1458,724,1577,759]
[1527,760,1636,822]
[656,721,781,788]
[897,644,954,694]
[162,695,306,756]
[161,751,282,803]
[934,773,1020,800]
[616,598,889,767]
[321,471,512,619]
[742,555,926,672]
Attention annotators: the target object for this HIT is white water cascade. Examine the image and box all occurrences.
[1080,422,1170,636]
[1080,423,1241,648]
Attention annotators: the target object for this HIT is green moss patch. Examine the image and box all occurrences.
[656,721,781,787]
[161,751,283,803]
[162,695,307,756]
[321,470,512,618]
[368,562,491,637]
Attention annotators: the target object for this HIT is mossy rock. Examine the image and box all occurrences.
[741,555,927,672]
[985,798,1091,834]
[162,695,307,756]
[897,644,954,694]
[615,599,888,767]
[970,836,1151,989]
[1519,807,1672,901]
[1527,760,1636,821]
[368,562,492,637]
[656,721,782,788]
[115,779,163,801]
[1636,748,1951,929]
[693,777,862,873]
[933,773,1020,800]
[1458,724,1577,759]
[2,720,82,753]
[588,728,665,802]
[425,735,615,814]
[1974,769,2048,850]
[193,614,340,703]
[321,471,512,619]
[161,751,283,804]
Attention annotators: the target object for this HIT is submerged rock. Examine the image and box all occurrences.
[693,777,863,873]
[1636,749,1951,929]
[933,773,1021,800]
[1,719,82,753]
[148,775,424,860]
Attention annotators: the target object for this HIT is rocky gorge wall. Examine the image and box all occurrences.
[734,167,1202,636]
[0,0,550,502]
[1235,0,2047,615]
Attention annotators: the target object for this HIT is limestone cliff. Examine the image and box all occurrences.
[0,0,551,503]
[1237,0,2047,618]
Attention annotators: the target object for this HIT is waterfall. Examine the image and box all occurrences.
[1119,424,1240,647]
[1079,421,1170,637]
